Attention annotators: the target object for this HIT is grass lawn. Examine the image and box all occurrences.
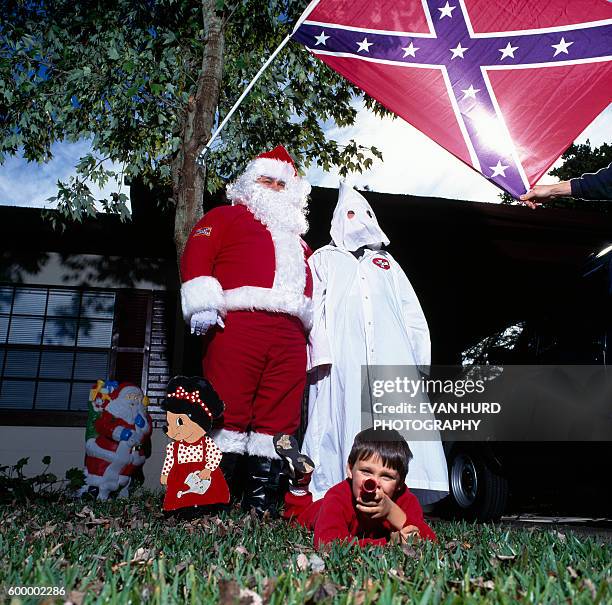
[1,493,610,604]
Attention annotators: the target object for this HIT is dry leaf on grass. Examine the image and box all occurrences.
[567,565,579,579]
[296,553,309,571]
[401,544,419,558]
[309,554,325,573]
[218,579,263,605]
[234,545,251,557]
[553,531,566,542]
[65,590,86,605]
[110,546,155,571]
[450,577,495,591]
[33,523,57,539]
[76,506,93,518]
[305,577,338,603]
[582,578,597,600]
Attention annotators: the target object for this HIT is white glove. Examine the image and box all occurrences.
[190,309,225,336]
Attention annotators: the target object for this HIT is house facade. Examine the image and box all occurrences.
[2,183,612,492]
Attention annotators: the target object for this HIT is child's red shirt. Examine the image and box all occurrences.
[285,479,436,547]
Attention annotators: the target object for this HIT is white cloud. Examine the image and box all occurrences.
[307,101,612,202]
[0,140,129,209]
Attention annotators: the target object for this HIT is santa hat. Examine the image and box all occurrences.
[247,145,298,183]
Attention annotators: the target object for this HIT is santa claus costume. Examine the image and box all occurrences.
[84,383,152,499]
[180,146,312,515]
[161,376,229,515]
[303,183,449,505]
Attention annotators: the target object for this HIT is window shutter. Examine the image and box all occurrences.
[111,290,152,388]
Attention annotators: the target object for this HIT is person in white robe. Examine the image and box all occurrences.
[302,182,449,504]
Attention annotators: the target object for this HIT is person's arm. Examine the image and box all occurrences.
[519,181,571,208]
[307,251,333,371]
[570,163,612,201]
[396,490,437,541]
[180,207,231,323]
[519,163,612,207]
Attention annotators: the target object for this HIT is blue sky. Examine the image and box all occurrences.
[0,104,610,208]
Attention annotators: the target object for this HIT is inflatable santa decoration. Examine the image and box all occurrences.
[83,383,152,499]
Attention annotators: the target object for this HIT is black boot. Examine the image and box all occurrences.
[242,455,287,518]
[273,434,314,490]
[219,452,246,505]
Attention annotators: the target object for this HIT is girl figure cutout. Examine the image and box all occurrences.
[161,376,230,516]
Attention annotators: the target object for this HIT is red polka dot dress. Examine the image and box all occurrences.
[162,435,229,511]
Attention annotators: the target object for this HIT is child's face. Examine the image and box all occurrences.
[347,454,401,500]
[165,412,205,443]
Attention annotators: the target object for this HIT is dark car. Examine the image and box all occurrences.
[440,245,612,521]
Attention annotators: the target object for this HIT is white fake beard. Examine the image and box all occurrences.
[106,399,137,424]
[226,167,310,235]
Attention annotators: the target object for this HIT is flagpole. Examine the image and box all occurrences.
[196,33,293,166]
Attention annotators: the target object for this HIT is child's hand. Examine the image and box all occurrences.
[160,474,168,486]
[355,489,393,519]
[198,468,212,481]
[400,525,420,541]
[390,525,421,544]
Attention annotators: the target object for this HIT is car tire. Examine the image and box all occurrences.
[444,446,509,521]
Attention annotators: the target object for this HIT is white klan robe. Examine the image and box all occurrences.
[302,183,449,503]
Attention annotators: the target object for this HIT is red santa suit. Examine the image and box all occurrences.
[180,146,313,459]
[283,479,436,547]
[84,384,152,499]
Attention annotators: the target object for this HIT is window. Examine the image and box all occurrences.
[0,285,116,411]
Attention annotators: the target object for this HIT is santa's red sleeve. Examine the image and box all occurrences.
[396,489,437,541]
[180,206,232,322]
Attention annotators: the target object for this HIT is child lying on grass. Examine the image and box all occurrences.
[274,428,436,547]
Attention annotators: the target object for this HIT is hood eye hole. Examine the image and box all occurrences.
[366,210,372,218]
[347,210,355,218]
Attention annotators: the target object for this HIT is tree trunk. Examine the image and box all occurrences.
[172,0,225,265]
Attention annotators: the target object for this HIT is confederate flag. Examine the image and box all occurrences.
[292,0,612,198]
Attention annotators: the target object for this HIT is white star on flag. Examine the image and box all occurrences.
[438,2,456,19]
[450,43,468,59]
[461,84,480,99]
[314,31,330,46]
[490,160,509,177]
[401,41,419,57]
[498,42,518,59]
[357,37,373,53]
[552,37,574,57]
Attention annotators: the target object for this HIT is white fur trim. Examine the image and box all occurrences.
[248,157,296,183]
[181,276,226,321]
[210,428,249,454]
[224,286,312,330]
[247,432,281,459]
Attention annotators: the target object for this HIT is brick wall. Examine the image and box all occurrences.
[146,292,171,425]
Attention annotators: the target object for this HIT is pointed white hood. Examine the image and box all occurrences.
[330,182,390,251]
